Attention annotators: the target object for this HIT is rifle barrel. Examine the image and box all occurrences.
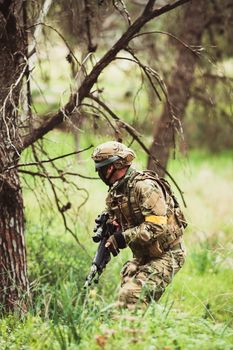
[84,264,98,288]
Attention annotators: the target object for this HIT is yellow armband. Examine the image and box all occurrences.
[145,215,167,225]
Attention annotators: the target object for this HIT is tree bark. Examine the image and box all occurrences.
[0,0,29,312]
[147,0,207,175]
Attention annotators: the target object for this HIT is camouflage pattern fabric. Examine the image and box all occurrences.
[105,168,186,307]
[118,248,185,308]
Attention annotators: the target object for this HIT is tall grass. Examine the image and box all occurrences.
[1,141,232,350]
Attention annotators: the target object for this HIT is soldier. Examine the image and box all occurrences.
[92,141,187,308]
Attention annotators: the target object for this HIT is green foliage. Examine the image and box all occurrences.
[190,243,220,275]
[0,302,232,350]
[2,149,233,349]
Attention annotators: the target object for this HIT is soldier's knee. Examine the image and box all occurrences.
[118,280,142,305]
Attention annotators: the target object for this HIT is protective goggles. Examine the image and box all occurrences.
[94,156,121,170]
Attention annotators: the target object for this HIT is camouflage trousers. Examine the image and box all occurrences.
[118,247,186,308]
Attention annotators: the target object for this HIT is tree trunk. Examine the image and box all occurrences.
[0,0,29,312]
[147,0,207,175]
[0,166,28,312]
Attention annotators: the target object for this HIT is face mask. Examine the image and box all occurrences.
[98,165,114,186]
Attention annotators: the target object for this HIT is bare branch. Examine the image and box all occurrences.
[29,144,90,255]
[4,145,93,172]
[122,47,180,134]
[123,48,163,100]
[142,0,156,15]
[150,0,190,17]
[27,22,81,66]
[88,94,141,137]
[18,169,99,180]
[133,30,201,56]
[80,102,118,133]
[20,0,191,151]
[113,0,132,25]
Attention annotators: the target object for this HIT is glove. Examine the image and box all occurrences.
[105,232,126,257]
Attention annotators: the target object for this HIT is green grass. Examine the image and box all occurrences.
[1,139,232,350]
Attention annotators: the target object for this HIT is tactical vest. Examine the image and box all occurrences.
[106,169,187,252]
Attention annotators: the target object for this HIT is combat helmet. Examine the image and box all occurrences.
[92,141,135,170]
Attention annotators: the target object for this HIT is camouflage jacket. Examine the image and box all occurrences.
[106,168,186,259]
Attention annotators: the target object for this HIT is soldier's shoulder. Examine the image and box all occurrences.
[129,170,159,187]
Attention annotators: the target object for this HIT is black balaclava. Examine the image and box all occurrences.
[97,164,116,186]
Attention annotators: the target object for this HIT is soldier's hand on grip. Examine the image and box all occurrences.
[105,232,126,257]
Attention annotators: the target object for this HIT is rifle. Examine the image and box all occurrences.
[84,212,112,288]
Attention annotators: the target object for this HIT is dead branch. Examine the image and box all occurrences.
[88,93,141,136]
[113,0,132,25]
[18,169,99,180]
[27,22,81,66]
[123,49,163,100]
[133,30,202,56]
[4,145,93,172]
[142,0,156,15]
[123,47,181,136]
[29,143,90,254]
[20,0,191,151]
[80,102,119,134]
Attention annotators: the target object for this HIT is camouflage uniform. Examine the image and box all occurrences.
[105,167,186,307]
